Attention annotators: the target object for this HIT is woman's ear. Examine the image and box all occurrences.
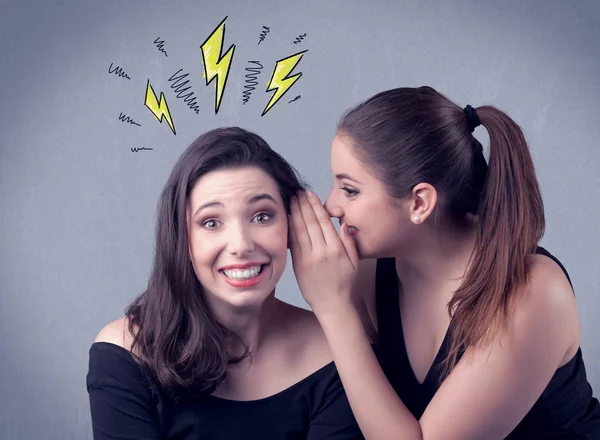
[409,183,437,224]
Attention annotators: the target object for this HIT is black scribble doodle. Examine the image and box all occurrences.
[153,37,168,57]
[291,33,306,44]
[168,69,200,114]
[242,61,263,105]
[288,95,301,104]
[108,62,131,80]
[130,147,153,152]
[118,112,141,126]
[258,26,270,45]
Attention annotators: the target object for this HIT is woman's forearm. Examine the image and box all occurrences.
[318,305,423,440]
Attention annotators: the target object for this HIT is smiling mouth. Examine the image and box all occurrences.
[220,264,267,281]
[339,219,358,235]
[344,225,358,236]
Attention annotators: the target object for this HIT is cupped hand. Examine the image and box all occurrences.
[288,190,359,317]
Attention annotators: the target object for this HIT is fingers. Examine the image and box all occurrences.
[290,190,350,263]
[340,223,360,270]
[289,194,312,252]
[305,190,341,246]
[296,191,327,249]
[288,214,301,258]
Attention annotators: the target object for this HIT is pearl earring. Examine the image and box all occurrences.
[413,216,420,223]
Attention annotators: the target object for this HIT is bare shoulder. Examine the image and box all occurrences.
[276,301,333,371]
[524,253,577,313]
[94,316,137,352]
[510,253,580,363]
[280,302,330,351]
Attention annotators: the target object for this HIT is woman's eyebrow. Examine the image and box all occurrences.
[248,193,277,204]
[193,200,223,218]
[335,173,362,184]
[193,194,276,218]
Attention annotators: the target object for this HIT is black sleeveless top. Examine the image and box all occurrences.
[375,247,600,438]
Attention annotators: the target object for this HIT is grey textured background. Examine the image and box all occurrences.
[1,0,599,438]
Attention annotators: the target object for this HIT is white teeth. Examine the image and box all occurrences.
[222,265,263,280]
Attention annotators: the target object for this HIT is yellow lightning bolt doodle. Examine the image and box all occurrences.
[144,80,176,135]
[262,50,308,116]
[200,17,236,114]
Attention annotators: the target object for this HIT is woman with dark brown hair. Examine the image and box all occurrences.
[86,127,363,439]
[289,86,600,439]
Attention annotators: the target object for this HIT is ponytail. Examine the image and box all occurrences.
[442,106,545,376]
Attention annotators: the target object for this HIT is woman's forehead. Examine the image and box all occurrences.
[189,167,282,207]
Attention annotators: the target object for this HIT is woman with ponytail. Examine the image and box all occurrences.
[289,86,600,439]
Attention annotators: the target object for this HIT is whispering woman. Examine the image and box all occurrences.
[289,86,600,439]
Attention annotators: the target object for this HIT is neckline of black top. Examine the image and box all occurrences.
[90,341,337,404]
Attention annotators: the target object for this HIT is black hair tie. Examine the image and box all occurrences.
[464,105,481,133]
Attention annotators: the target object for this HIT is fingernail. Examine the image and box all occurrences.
[307,190,317,200]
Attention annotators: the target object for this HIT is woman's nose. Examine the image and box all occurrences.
[226,223,255,256]
[324,190,343,218]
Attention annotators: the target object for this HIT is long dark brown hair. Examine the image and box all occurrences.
[338,86,545,377]
[126,127,304,397]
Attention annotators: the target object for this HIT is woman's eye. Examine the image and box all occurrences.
[201,219,221,230]
[340,186,359,197]
[252,212,272,223]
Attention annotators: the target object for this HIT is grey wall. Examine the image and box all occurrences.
[1,0,599,438]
